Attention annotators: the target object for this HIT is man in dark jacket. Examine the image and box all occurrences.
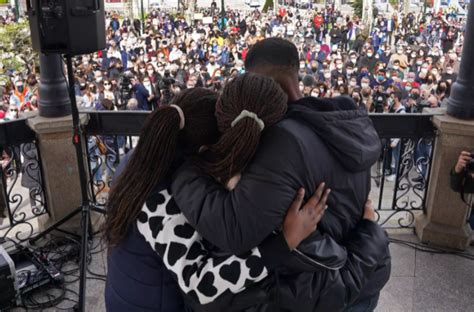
[172,38,391,311]
[130,76,150,111]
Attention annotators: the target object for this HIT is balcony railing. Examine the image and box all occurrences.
[0,111,438,243]
[0,118,47,243]
[83,111,438,228]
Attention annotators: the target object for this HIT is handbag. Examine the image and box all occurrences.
[95,136,107,155]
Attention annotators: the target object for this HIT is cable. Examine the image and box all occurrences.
[389,237,474,261]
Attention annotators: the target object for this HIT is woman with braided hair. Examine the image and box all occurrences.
[104,85,330,311]
[197,73,289,185]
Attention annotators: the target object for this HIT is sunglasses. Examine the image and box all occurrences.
[104,83,111,86]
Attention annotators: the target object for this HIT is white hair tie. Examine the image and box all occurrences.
[231,110,265,131]
[169,104,185,130]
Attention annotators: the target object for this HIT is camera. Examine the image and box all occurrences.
[118,72,133,108]
[467,153,474,172]
[372,91,387,113]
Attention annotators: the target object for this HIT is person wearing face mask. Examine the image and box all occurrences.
[10,80,32,111]
[372,69,392,89]
[358,49,377,72]
[142,76,159,110]
[345,63,356,79]
[348,75,359,92]
[441,65,457,83]
[94,70,105,89]
[389,46,409,69]
[331,58,345,83]
[98,80,121,110]
[351,90,363,108]
[130,76,151,111]
[26,74,38,96]
[385,91,406,182]
[310,87,320,98]
[436,80,450,105]
[390,60,404,80]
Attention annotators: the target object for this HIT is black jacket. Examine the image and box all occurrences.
[172,96,391,311]
[450,169,474,194]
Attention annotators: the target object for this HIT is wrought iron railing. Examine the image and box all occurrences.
[83,111,438,228]
[369,114,437,228]
[0,118,48,242]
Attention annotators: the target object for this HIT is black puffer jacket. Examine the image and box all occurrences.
[172,96,391,311]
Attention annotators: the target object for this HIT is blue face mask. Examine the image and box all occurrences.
[377,75,385,82]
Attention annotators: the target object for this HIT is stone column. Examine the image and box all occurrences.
[27,113,92,233]
[415,114,473,250]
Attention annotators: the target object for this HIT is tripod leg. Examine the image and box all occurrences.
[29,207,81,244]
[78,205,90,312]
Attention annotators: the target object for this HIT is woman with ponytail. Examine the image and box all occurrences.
[104,87,330,311]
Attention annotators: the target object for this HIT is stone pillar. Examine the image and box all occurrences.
[27,113,90,233]
[415,114,473,250]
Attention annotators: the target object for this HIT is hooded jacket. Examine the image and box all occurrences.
[171,96,391,311]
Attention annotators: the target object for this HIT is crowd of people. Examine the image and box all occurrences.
[0,3,468,118]
[0,3,468,184]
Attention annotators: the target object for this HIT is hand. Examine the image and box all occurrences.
[363,199,376,222]
[454,151,472,174]
[283,183,331,250]
[226,173,241,191]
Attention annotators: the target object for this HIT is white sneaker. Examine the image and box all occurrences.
[386,175,396,182]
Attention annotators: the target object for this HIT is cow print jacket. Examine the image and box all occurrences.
[137,188,285,305]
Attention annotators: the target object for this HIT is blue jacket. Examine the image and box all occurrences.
[132,84,150,111]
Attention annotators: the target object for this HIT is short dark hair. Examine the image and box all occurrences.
[245,38,299,73]
[392,90,403,101]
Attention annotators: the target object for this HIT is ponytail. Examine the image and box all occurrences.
[198,73,288,184]
[105,88,219,246]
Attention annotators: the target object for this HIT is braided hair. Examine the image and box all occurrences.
[198,73,288,184]
[105,88,219,246]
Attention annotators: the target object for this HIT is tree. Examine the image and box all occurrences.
[0,21,37,82]
[351,0,364,18]
[262,0,274,13]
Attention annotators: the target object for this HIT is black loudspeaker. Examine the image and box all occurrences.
[27,0,106,55]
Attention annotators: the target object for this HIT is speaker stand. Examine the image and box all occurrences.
[30,54,105,312]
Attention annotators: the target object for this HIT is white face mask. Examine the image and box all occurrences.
[347,69,353,75]
[324,72,331,79]
[421,68,428,74]
[361,82,369,88]
[95,77,103,83]
[336,64,343,70]
[337,80,344,85]
[311,92,319,97]
[446,69,453,74]
[393,66,399,70]
[147,70,154,75]
[105,85,112,90]
[300,63,305,69]
[350,81,357,87]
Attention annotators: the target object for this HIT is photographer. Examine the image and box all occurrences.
[130,76,150,111]
[451,151,474,234]
[159,70,176,106]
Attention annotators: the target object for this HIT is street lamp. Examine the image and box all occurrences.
[221,0,225,29]
[447,2,474,119]
[140,0,145,34]
[14,0,20,20]
[37,54,71,118]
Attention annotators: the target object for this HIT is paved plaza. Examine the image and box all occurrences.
[24,232,472,312]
